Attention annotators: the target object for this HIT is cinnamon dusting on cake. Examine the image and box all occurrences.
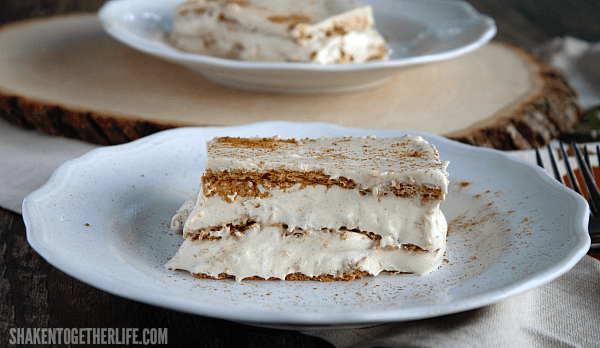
[268,14,311,24]
[214,136,299,150]
[218,13,238,23]
[226,0,249,6]
[325,24,348,37]
[208,136,449,177]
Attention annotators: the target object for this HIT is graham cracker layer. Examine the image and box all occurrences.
[191,270,415,282]
[187,221,432,253]
[189,222,380,241]
[202,168,443,203]
[190,221,258,241]
[193,270,371,282]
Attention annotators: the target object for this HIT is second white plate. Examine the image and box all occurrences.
[23,122,589,330]
[98,0,496,93]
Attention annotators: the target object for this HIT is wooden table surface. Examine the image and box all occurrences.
[1,1,599,347]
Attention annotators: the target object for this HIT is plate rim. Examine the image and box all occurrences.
[23,121,591,326]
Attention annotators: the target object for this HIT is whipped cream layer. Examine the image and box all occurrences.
[170,0,388,63]
[183,184,447,250]
[166,223,445,282]
[206,135,450,193]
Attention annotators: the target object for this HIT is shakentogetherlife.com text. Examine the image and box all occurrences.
[9,327,168,345]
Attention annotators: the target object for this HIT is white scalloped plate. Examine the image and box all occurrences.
[97,0,496,93]
[24,122,589,330]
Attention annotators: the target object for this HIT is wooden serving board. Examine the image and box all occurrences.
[0,14,582,149]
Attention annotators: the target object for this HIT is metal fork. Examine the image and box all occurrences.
[535,142,600,248]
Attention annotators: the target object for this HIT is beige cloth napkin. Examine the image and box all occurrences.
[303,256,600,348]
[533,36,600,110]
[0,118,98,213]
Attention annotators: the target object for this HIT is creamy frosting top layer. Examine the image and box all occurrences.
[207,135,450,193]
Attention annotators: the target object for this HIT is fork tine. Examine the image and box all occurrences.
[597,145,600,182]
[584,144,597,196]
[535,148,544,168]
[547,145,564,184]
[559,142,583,196]
[583,145,592,169]
[583,145,598,193]
[573,143,600,216]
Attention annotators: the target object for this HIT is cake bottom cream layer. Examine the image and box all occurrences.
[166,223,445,282]
[169,27,387,63]
[183,184,447,250]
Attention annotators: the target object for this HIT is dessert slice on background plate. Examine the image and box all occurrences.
[167,135,450,281]
[169,0,388,63]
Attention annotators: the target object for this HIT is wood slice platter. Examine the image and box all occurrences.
[0,14,582,149]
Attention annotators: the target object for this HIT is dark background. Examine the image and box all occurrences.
[1,1,599,347]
